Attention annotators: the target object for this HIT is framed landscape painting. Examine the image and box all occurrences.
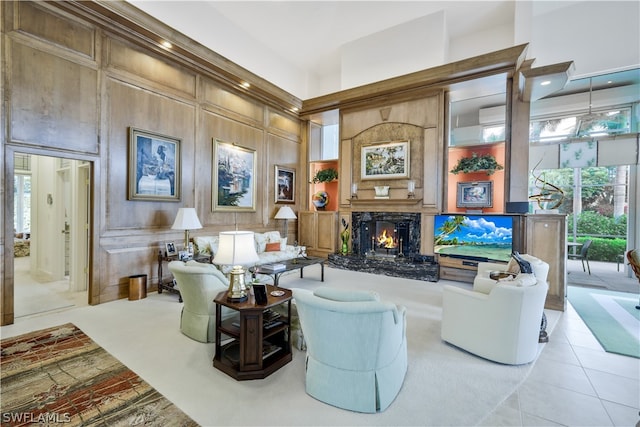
[128,127,181,201]
[213,139,256,211]
[361,140,410,180]
[275,165,295,204]
[457,181,493,208]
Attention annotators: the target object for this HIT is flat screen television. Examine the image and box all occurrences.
[434,214,514,263]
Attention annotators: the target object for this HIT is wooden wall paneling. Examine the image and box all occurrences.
[201,78,263,125]
[267,133,300,238]
[422,127,441,212]
[107,38,196,98]
[267,109,301,142]
[14,1,95,59]
[200,110,266,229]
[104,78,197,230]
[339,138,353,207]
[10,42,99,152]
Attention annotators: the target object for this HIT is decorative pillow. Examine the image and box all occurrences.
[194,236,219,256]
[254,233,268,253]
[265,242,281,252]
[280,237,287,250]
[264,231,281,243]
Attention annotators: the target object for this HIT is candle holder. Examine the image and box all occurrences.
[407,180,416,199]
[351,183,358,199]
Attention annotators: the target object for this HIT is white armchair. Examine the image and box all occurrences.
[441,255,550,365]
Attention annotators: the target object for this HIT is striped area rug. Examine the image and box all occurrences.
[568,286,640,359]
[1,323,197,426]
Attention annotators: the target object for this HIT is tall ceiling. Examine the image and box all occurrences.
[128,1,515,98]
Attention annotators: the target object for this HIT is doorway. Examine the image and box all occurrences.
[12,153,90,318]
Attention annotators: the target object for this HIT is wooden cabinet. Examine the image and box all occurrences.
[525,214,567,311]
[298,211,338,258]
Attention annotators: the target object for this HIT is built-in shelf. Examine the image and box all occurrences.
[349,198,422,205]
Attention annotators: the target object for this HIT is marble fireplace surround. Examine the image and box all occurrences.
[329,212,439,282]
[351,211,421,257]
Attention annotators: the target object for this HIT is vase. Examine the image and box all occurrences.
[340,231,349,255]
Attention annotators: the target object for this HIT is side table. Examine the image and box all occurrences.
[213,285,292,380]
[157,250,211,302]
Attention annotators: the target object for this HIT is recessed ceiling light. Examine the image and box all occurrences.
[291,107,299,112]
[161,41,172,49]
[607,80,613,84]
[241,82,251,89]
[540,80,551,86]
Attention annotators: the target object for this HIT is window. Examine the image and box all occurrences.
[530,108,631,143]
[14,174,31,233]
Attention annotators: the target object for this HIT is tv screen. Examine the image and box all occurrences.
[434,214,514,262]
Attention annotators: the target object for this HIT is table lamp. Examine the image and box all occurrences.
[274,206,297,238]
[213,231,259,302]
[171,208,202,252]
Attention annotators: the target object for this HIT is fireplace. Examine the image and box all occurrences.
[352,212,421,257]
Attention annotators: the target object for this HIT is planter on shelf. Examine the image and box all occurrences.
[450,153,503,175]
[312,168,338,183]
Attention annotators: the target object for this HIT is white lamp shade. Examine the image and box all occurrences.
[274,206,297,220]
[171,208,203,230]
[213,231,259,266]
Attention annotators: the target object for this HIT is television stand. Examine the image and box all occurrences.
[437,255,485,283]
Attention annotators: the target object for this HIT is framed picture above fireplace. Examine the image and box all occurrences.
[361,140,410,180]
[456,181,493,208]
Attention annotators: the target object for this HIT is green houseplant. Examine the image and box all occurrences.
[450,153,504,175]
[312,168,338,183]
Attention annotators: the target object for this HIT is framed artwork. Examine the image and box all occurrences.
[165,242,177,257]
[275,165,295,203]
[361,140,410,180]
[213,139,256,211]
[457,181,493,208]
[128,127,181,201]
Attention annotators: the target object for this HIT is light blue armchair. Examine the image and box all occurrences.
[292,287,407,413]
[168,261,234,343]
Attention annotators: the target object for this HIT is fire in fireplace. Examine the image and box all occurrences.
[352,212,420,257]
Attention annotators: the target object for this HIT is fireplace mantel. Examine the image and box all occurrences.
[349,198,422,206]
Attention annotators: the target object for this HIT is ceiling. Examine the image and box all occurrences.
[129,1,638,117]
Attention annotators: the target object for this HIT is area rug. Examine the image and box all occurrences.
[0,323,197,426]
[568,286,640,358]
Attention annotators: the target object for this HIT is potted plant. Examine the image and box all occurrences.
[312,168,338,183]
[450,153,504,175]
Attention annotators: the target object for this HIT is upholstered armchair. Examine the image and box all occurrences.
[441,274,549,365]
[168,260,234,343]
[292,287,407,413]
[473,253,550,295]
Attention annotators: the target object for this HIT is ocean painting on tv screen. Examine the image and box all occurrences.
[434,214,513,262]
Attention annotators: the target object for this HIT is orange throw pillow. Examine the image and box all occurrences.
[265,242,281,252]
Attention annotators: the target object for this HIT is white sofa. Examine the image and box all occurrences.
[194,231,305,272]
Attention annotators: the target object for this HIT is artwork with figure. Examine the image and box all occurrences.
[128,128,181,201]
[275,166,295,203]
[213,140,256,211]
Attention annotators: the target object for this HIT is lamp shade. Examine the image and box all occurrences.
[213,231,259,266]
[274,206,297,220]
[171,208,202,230]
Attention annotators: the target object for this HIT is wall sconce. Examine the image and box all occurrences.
[351,183,358,199]
[407,180,416,199]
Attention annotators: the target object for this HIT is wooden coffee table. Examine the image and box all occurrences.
[253,256,325,287]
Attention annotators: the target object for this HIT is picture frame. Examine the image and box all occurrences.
[213,139,256,211]
[178,251,192,262]
[275,165,295,204]
[128,127,181,201]
[165,242,177,257]
[457,181,493,208]
[361,140,410,180]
